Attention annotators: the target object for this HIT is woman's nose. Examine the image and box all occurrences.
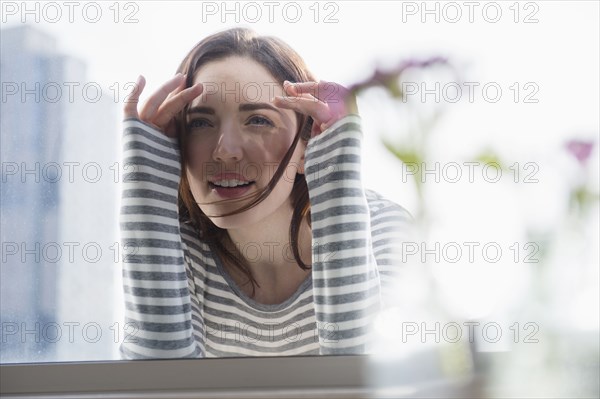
[212,125,243,162]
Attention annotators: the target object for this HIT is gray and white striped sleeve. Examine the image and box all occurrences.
[119,118,202,359]
[304,114,383,354]
[366,189,414,303]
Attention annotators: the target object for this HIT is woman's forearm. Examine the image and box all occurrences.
[119,118,200,359]
[304,114,382,354]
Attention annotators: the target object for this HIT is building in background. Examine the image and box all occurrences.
[1,25,120,362]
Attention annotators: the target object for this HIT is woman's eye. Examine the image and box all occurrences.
[247,115,274,127]
[187,119,213,130]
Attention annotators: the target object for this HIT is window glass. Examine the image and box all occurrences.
[1,7,597,393]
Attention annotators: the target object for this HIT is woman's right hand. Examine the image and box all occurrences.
[124,74,204,138]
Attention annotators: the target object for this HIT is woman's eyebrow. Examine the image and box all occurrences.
[187,106,215,115]
[187,103,284,116]
[239,103,283,115]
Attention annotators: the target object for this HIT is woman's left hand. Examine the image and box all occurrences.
[272,80,358,139]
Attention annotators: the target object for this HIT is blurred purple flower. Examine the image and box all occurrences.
[347,56,452,97]
[565,139,595,166]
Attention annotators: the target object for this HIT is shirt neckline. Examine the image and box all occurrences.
[209,242,313,312]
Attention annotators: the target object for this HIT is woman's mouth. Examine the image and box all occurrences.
[209,181,256,199]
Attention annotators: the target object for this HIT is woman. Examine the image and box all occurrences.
[120,27,412,358]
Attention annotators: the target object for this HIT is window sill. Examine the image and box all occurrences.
[0,355,476,398]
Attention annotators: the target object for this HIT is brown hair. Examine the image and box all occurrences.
[173,28,315,296]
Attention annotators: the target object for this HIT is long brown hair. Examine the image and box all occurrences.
[173,28,315,296]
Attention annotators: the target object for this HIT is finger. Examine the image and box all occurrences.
[166,75,188,101]
[153,82,204,128]
[320,117,340,132]
[283,80,300,96]
[123,75,146,119]
[139,73,186,121]
[286,80,347,103]
[272,95,330,123]
[280,91,317,104]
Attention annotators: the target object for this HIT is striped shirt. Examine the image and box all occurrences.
[119,114,413,359]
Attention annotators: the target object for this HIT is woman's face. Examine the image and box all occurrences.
[185,55,305,229]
